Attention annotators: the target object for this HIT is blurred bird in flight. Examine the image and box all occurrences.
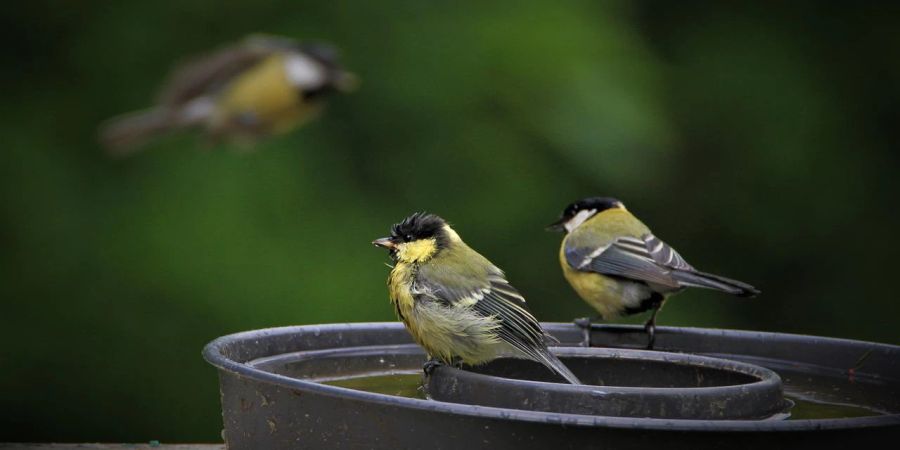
[99,34,358,156]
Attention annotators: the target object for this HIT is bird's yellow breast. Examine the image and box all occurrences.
[388,261,417,325]
[214,55,317,133]
[386,259,502,364]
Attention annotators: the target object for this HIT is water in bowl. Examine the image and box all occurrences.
[317,369,892,420]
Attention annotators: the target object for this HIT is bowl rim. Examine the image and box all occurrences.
[430,345,783,393]
[203,322,900,432]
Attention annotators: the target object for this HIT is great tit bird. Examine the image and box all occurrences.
[99,35,358,155]
[373,212,581,384]
[548,197,760,348]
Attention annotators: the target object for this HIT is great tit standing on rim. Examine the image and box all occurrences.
[373,212,581,384]
[548,197,760,348]
[99,34,358,156]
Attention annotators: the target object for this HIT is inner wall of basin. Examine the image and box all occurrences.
[246,343,894,419]
[249,345,762,389]
[472,357,760,387]
[248,345,427,379]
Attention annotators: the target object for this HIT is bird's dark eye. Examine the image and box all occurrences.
[405,234,413,241]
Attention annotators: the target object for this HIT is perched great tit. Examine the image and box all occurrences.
[548,197,760,348]
[99,34,358,156]
[373,212,581,384]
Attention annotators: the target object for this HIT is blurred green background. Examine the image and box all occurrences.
[3,0,899,443]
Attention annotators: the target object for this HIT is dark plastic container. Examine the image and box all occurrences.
[203,323,900,449]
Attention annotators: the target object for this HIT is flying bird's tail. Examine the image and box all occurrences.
[672,270,760,297]
[535,348,582,385]
[98,98,213,157]
[98,107,179,156]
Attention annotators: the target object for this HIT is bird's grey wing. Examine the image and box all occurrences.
[642,234,694,271]
[564,234,686,289]
[567,233,760,297]
[643,235,761,295]
[414,265,547,361]
[472,274,549,360]
[156,43,274,106]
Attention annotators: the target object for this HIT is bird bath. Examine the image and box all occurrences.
[203,322,900,449]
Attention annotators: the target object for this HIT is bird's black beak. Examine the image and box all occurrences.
[545,218,567,232]
[372,237,396,250]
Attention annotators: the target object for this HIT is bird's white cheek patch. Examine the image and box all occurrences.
[564,209,597,233]
[284,54,326,88]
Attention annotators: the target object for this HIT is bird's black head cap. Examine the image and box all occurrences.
[390,212,449,247]
[563,197,623,218]
[548,196,624,232]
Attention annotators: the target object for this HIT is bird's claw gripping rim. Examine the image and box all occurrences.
[423,359,443,376]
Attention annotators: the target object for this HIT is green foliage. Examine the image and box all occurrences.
[2,0,899,442]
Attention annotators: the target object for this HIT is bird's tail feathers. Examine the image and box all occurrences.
[98,98,213,157]
[98,107,178,156]
[672,270,760,297]
[535,348,582,385]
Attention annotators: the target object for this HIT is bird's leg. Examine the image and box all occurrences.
[423,358,443,376]
[573,315,601,347]
[644,307,661,350]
